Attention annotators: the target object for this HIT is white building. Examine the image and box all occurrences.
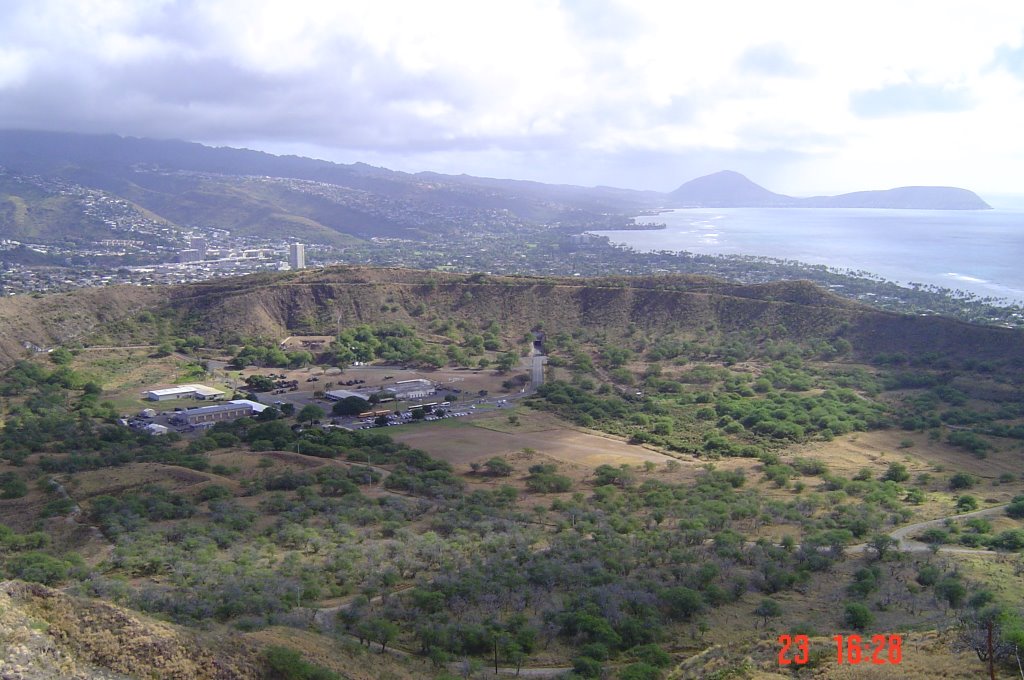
[386,379,435,400]
[325,389,371,402]
[228,399,268,413]
[289,243,306,270]
[145,384,226,401]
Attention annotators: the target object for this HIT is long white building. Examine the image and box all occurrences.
[145,384,226,401]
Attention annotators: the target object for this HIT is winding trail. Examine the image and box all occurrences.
[849,503,1010,555]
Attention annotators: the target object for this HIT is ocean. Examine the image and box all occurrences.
[592,207,1024,304]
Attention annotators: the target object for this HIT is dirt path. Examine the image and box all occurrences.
[848,504,1009,555]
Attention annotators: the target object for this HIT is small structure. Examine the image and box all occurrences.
[139,408,157,418]
[144,423,169,436]
[171,402,254,428]
[146,384,226,402]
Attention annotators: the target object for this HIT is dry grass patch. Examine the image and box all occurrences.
[391,410,681,469]
[63,463,225,501]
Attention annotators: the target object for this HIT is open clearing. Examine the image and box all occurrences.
[389,408,682,469]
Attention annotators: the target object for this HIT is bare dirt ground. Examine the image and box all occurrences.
[390,409,684,469]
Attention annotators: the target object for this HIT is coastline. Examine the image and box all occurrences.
[591,207,1024,306]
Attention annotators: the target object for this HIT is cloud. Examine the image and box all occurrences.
[849,81,974,118]
[2,0,1024,192]
[736,44,809,78]
[992,38,1024,77]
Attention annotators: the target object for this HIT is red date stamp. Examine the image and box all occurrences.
[777,633,903,665]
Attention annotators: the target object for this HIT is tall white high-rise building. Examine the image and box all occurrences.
[189,237,207,258]
[289,243,306,270]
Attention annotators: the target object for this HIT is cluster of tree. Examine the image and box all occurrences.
[233,343,313,368]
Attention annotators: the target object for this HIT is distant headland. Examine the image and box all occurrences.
[668,170,992,210]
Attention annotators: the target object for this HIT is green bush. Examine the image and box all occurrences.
[263,646,341,680]
[949,472,977,490]
[6,551,69,585]
[843,602,873,630]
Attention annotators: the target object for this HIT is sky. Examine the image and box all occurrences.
[2,1,1024,196]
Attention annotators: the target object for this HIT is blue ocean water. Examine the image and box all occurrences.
[593,207,1024,303]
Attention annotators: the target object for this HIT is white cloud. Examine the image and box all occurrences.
[2,0,1024,192]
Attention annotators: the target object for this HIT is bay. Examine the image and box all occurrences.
[592,207,1024,303]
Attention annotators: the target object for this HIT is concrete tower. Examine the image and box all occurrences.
[289,243,306,270]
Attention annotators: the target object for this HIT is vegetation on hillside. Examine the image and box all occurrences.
[2,291,1024,677]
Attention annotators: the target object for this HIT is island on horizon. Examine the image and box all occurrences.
[668,170,992,210]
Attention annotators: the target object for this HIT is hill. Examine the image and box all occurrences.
[0,130,659,245]
[2,266,1021,367]
[669,171,992,210]
[0,580,262,679]
[667,170,792,207]
[0,131,991,253]
[2,266,1024,678]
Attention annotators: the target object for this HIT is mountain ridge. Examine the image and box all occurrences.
[2,266,1021,369]
[0,131,992,243]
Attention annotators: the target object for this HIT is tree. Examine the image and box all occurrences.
[937,577,967,608]
[360,618,398,654]
[154,341,178,357]
[754,598,783,627]
[955,606,1022,677]
[949,472,977,490]
[662,586,704,621]
[484,457,513,477]
[332,397,369,416]
[48,348,73,365]
[495,352,518,373]
[244,375,275,392]
[843,602,873,630]
[867,534,898,561]
[1006,495,1024,519]
[297,404,325,426]
[956,495,979,513]
[881,462,910,482]
[255,406,280,421]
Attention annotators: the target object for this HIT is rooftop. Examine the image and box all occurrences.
[147,383,225,397]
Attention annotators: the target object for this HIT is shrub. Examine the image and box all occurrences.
[843,603,873,630]
[949,472,977,490]
[881,462,909,483]
[6,551,69,585]
[263,646,341,680]
[916,564,940,587]
[1006,495,1024,519]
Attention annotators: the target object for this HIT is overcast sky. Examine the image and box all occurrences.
[3,1,1024,196]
